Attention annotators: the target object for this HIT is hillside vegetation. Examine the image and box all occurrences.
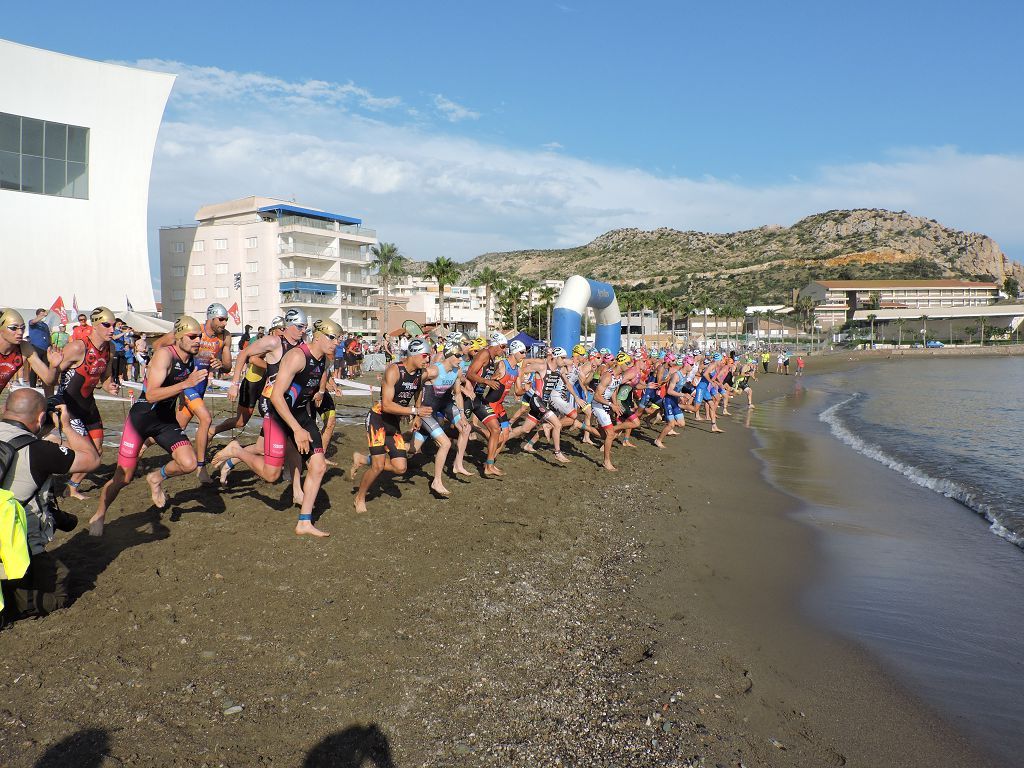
[456,209,1024,307]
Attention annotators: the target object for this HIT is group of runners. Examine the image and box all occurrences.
[0,302,762,540]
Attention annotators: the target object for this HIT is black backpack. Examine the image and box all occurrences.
[0,433,37,488]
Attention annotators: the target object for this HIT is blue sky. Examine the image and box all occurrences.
[6,0,1024,273]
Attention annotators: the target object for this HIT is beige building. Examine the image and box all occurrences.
[801,279,999,329]
[159,196,378,334]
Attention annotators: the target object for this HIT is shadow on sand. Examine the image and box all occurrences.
[304,723,396,768]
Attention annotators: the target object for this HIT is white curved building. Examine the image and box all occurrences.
[0,39,174,313]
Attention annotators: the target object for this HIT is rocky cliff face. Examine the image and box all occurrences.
[460,209,1023,305]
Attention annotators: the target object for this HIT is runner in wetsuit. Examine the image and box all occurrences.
[411,341,470,497]
[0,308,62,396]
[508,346,574,463]
[211,309,308,489]
[209,316,284,443]
[465,332,510,477]
[592,352,637,472]
[152,303,232,484]
[351,338,433,514]
[53,307,118,499]
[90,316,208,535]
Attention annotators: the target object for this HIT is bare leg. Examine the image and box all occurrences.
[355,454,407,513]
[430,434,452,497]
[211,440,283,483]
[67,434,103,500]
[295,453,330,537]
[482,420,503,476]
[89,463,135,536]
[452,421,473,476]
[146,445,199,510]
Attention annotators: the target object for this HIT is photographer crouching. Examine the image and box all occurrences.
[0,388,99,621]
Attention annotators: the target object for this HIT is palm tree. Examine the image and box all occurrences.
[469,266,502,336]
[423,256,462,327]
[369,242,408,336]
[896,317,906,348]
[765,309,777,347]
[501,278,526,331]
[537,285,558,342]
[867,313,877,348]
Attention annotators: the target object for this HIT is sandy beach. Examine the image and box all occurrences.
[0,361,1003,767]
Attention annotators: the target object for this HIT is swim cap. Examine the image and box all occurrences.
[683,355,695,365]
[269,315,285,330]
[446,331,466,344]
[0,308,25,328]
[508,340,527,355]
[601,353,614,363]
[90,306,115,325]
[551,346,567,358]
[174,316,201,337]
[284,308,308,327]
[616,352,633,367]
[442,342,462,358]
[572,343,587,356]
[489,331,508,347]
[206,302,229,320]
[469,337,486,352]
[599,347,611,356]
[664,353,676,363]
[312,318,342,338]
[408,338,429,356]
[713,353,723,361]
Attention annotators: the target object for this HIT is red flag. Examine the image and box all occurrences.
[227,302,241,325]
[50,296,68,325]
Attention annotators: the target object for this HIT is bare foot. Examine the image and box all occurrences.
[197,465,214,486]
[582,436,595,445]
[146,471,167,509]
[603,462,618,472]
[553,451,570,464]
[667,429,679,436]
[325,458,338,467]
[748,404,756,409]
[654,440,665,449]
[350,452,367,486]
[295,519,330,537]
[622,440,637,448]
[711,425,724,433]
[67,487,88,501]
[430,480,451,497]
[522,442,536,453]
[453,465,473,477]
[722,410,732,416]
[293,489,304,506]
[219,461,233,487]
[87,514,105,537]
[210,442,236,470]
[354,496,368,514]
[483,464,504,477]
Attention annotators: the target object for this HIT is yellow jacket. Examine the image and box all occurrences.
[0,490,30,611]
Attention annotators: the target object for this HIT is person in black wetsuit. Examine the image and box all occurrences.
[90,316,207,535]
[351,338,433,514]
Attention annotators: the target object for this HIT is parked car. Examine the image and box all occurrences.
[926,340,945,348]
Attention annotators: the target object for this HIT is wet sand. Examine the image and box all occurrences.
[0,362,1001,766]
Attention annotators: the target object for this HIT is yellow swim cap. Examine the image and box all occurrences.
[90,306,115,325]
[174,315,201,337]
[470,337,486,352]
[572,343,587,356]
[0,308,25,328]
[616,352,633,367]
[312,318,343,338]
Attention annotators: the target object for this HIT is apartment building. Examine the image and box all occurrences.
[387,277,488,336]
[801,279,999,329]
[159,196,378,334]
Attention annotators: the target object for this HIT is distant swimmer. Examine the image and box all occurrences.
[92,316,208,535]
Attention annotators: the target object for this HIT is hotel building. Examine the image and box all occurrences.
[159,196,378,334]
[801,279,1000,329]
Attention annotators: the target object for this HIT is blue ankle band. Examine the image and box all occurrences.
[298,514,312,521]
[160,466,168,480]
[485,459,495,465]
[67,480,80,489]
[225,459,236,470]
[196,461,205,468]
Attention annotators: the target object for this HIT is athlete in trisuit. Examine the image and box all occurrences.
[351,338,433,514]
[209,315,284,444]
[210,309,308,491]
[151,303,232,484]
[411,341,471,497]
[465,332,511,477]
[508,346,575,463]
[53,307,119,499]
[0,308,62,396]
[591,352,638,472]
[90,316,208,535]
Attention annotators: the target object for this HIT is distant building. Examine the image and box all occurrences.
[388,276,488,336]
[801,279,999,329]
[159,196,378,334]
[0,39,174,312]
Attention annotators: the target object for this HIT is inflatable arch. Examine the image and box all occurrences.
[551,275,622,354]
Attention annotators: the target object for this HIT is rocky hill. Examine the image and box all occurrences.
[457,209,1024,306]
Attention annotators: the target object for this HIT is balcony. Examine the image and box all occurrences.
[280,267,337,281]
[277,214,376,242]
[278,242,337,259]
[280,291,337,307]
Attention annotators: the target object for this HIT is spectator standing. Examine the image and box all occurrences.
[110,320,128,386]
[71,313,91,344]
[27,309,51,391]
[334,338,347,379]
[133,334,148,382]
[239,325,252,351]
[50,323,70,350]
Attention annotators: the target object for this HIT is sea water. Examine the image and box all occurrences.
[750,356,1024,765]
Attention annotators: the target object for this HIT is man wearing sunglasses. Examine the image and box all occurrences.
[71,313,91,344]
[213,315,339,537]
[52,307,119,499]
[90,316,209,536]
[150,303,233,485]
[0,308,62,396]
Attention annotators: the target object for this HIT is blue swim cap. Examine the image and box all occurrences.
[713,353,723,361]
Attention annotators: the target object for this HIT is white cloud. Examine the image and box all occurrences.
[144,62,1024,279]
[432,93,481,123]
[542,141,564,152]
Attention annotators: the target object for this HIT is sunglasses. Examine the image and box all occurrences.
[184,333,201,340]
[322,333,338,341]
[78,317,87,321]
[100,322,114,328]
[6,324,25,331]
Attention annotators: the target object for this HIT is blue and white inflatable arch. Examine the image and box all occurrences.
[551,275,621,354]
